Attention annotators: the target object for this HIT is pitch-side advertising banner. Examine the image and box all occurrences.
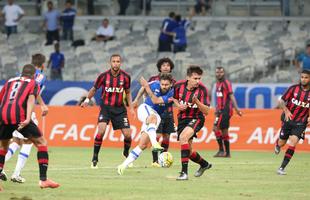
[35,106,310,151]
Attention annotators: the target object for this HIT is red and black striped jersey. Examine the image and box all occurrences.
[215,79,233,116]
[148,74,176,115]
[148,74,177,85]
[174,80,210,119]
[281,84,310,124]
[94,69,131,107]
[0,76,40,125]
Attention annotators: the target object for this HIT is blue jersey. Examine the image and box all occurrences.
[144,81,174,116]
[159,18,178,42]
[35,69,47,93]
[173,25,187,47]
[297,53,310,70]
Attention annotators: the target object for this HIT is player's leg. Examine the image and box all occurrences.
[151,134,161,166]
[5,136,23,162]
[177,126,193,180]
[221,129,230,157]
[91,122,108,168]
[0,139,10,181]
[117,132,150,175]
[213,115,224,157]
[11,139,33,183]
[121,128,132,158]
[275,123,290,155]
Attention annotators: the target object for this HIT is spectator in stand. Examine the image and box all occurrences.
[1,0,24,38]
[118,0,129,15]
[158,12,178,52]
[44,1,60,45]
[87,0,94,15]
[190,0,212,17]
[61,0,76,41]
[165,15,190,53]
[47,42,65,80]
[295,44,310,72]
[140,0,152,15]
[92,18,114,42]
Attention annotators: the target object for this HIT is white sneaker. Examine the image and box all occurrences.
[11,174,26,183]
[277,167,286,175]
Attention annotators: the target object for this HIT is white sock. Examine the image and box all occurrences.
[145,123,158,147]
[5,142,20,162]
[13,144,33,176]
[122,146,143,168]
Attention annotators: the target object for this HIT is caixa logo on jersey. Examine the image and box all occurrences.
[212,83,290,109]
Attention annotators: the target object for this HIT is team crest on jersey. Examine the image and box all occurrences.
[120,81,124,85]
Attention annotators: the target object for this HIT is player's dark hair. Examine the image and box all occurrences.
[47,1,53,5]
[169,12,175,18]
[22,64,36,78]
[156,57,174,72]
[66,0,72,4]
[301,69,310,75]
[187,65,203,76]
[31,54,46,67]
[159,73,173,83]
[110,54,121,61]
[175,15,182,22]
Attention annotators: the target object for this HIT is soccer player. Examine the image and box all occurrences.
[81,54,136,168]
[133,57,176,167]
[0,64,59,189]
[213,66,242,158]
[274,69,310,175]
[172,65,212,181]
[2,54,49,183]
[117,73,174,175]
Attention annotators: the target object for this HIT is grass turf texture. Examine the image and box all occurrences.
[0,147,309,200]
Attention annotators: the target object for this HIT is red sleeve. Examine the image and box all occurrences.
[281,86,294,102]
[225,80,233,94]
[173,84,179,99]
[94,73,104,89]
[29,81,40,97]
[200,85,210,106]
[0,83,7,102]
[125,74,131,90]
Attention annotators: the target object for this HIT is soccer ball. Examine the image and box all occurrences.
[158,152,173,168]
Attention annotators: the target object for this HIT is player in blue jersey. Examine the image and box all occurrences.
[0,54,49,183]
[117,73,174,175]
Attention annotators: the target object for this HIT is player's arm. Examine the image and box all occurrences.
[0,84,6,102]
[229,94,242,116]
[133,87,146,108]
[18,94,36,130]
[125,88,136,119]
[192,96,209,115]
[278,98,292,121]
[81,86,96,107]
[140,77,164,104]
[37,94,48,116]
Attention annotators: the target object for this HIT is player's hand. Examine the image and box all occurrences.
[192,95,199,104]
[41,105,49,116]
[178,104,188,111]
[139,77,148,88]
[132,100,139,109]
[81,98,90,108]
[18,119,31,131]
[284,110,292,121]
[236,109,242,117]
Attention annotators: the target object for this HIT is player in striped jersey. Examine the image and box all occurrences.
[275,69,310,175]
[213,66,242,158]
[1,54,49,183]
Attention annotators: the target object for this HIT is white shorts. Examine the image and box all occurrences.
[12,112,39,140]
[137,103,161,133]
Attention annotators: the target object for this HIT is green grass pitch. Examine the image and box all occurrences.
[0,147,309,200]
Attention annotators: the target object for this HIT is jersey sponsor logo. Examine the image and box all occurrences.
[105,87,124,93]
[179,100,198,108]
[291,98,310,108]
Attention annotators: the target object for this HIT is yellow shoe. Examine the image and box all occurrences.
[152,143,164,152]
[151,162,161,168]
[117,164,126,175]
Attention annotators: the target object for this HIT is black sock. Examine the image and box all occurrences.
[223,135,230,155]
[152,150,158,163]
[189,151,208,167]
[161,137,170,152]
[0,149,7,173]
[181,144,190,174]
[123,137,132,157]
[215,130,224,152]
[37,146,48,181]
[280,146,295,169]
[93,134,103,161]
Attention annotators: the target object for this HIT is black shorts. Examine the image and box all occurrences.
[0,121,42,140]
[177,118,205,140]
[279,120,306,140]
[214,111,231,130]
[98,105,130,130]
[157,116,176,134]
